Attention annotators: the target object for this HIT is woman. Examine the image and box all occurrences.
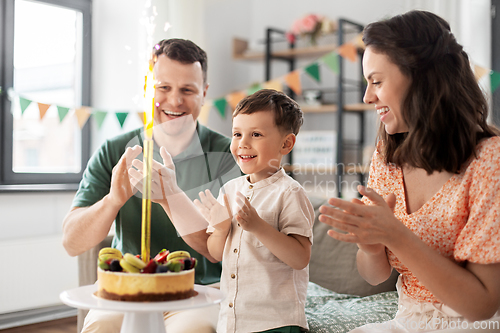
[319,10,500,332]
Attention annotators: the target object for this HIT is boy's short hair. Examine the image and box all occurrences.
[233,89,303,135]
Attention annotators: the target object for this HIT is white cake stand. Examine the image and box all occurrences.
[60,284,224,333]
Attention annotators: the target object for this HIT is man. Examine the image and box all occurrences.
[62,39,239,333]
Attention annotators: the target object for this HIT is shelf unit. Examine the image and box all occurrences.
[233,37,337,61]
[233,18,371,198]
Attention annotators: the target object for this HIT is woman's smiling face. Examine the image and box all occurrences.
[362,46,412,135]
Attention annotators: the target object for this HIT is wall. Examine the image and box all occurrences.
[203,0,492,136]
[201,0,492,198]
[0,0,491,316]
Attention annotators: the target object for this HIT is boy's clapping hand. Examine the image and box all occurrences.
[194,190,232,232]
[235,192,265,233]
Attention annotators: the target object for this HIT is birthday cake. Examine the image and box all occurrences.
[97,248,197,302]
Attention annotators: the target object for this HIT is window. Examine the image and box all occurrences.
[0,0,91,189]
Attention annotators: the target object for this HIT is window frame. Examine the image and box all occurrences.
[0,0,91,191]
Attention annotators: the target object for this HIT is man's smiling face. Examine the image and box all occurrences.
[153,54,208,137]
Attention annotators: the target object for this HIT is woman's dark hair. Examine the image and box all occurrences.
[233,89,303,135]
[152,38,208,84]
[363,10,499,173]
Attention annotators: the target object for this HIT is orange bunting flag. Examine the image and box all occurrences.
[137,111,146,125]
[37,103,51,120]
[263,79,283,92]
[75,106,91,129]
[198,103,211,125]
[227,91,247,109]
[474,64,489,81]
[284,71,302,95]
[353,33,365,50]
[338,43,358,62]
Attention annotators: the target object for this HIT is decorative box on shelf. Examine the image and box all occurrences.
[293,130,337,167]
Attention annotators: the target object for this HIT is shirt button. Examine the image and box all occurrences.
[249,185,253,189]
[233,248,238,254]
[246,196,250,200]
[229,302,233,308]
[231,273,236,279]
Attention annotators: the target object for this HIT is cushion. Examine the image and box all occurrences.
[308,196,399,296]
[306,282,398,333]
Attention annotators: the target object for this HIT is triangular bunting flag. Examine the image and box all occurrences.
[19,97,32,115]
[75,107,91,129]
[115,112,129,128]
[247,83,262,95]
[198,103,211,125]
[37,103,51,120]
[491,71,500,93]
[474,64,489,81]
[213,98,227,118]
[227,91,247,109]
[321,52,339,74]
[338,43,357,62]
[57,106,70,123]
[93,110,108,129]
[304,62,321,82]
[263,79,283,92]
[353,33,365,50]
[137,111,146,125]
[284,70,302,95]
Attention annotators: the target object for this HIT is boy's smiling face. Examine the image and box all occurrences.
[231,110,293,183]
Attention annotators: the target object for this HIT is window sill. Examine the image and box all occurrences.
[0,183,79,192]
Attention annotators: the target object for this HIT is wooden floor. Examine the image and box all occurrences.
[1,317,77,333]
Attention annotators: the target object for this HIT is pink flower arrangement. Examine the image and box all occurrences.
[286,14,336,45]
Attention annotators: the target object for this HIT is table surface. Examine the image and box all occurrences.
[60,284,224,313]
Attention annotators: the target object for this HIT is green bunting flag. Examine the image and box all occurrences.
[247,83,261,95]
[56,106,70,123]
[321,52,339,74]
[93,110,108,129]
[490,71,500,93]
[19,97,32,115]
[214,98,227,118]
[115,112,129,128]
[304,62,321,82]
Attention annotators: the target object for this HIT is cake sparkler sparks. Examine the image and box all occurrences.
[141,59,155,263]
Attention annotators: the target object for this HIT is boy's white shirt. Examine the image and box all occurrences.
[209,168,314,333]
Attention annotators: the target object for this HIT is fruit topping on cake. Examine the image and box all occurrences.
[98,247,197,274]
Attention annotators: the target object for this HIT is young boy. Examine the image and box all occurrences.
[194,89,314,333]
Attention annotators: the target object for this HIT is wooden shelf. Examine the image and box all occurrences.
[233,37,337,61]
[283,164,370,174]
[300,103,375,113]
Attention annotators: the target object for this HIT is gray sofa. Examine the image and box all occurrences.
[305,197,399,332]
[77,196,399,333]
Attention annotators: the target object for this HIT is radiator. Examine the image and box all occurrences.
[0,235,79,322]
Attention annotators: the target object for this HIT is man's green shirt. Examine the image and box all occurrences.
[72,123,240,285]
